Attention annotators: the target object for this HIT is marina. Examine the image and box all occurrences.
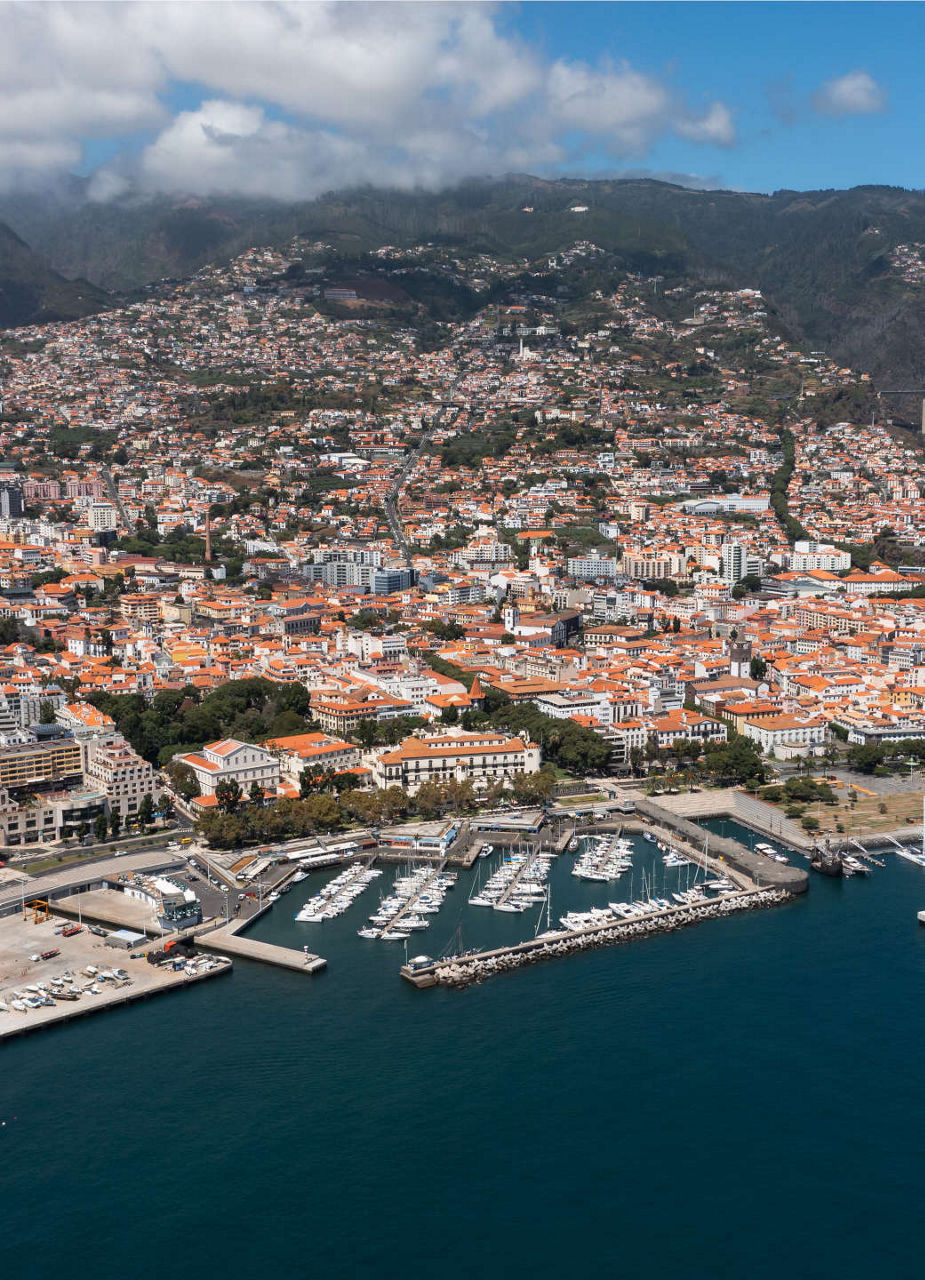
[294,863,382,922]
[5,810,925,1280]
[361,863,458,940]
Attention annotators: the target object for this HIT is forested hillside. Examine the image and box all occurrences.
[5,177,925,386]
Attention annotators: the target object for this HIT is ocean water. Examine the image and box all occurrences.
[1,826,923,1280]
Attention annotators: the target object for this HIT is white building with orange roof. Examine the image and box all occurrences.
[371,729,540,794]
[172,739,280,797]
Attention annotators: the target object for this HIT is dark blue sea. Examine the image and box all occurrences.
[2,824,923,1280]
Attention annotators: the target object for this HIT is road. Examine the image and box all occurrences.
[383,398,455,565]
[101,464,131,528]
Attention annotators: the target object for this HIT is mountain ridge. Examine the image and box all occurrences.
[3,176,925,389]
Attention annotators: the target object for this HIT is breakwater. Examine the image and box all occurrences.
[409,887,791,988]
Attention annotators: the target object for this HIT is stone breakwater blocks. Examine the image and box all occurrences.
[434,890,789,987]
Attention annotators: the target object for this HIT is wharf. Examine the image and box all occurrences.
[195,916,326,974]
[0,913,231,1041]
[610,805,809,895]
[381,861,449,937]
[495,847,544,908]
[53,889,170,935]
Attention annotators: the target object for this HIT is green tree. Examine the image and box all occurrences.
[138,794,154,827]
[94,813,108,842]
[109,809,121,839]
[414,781,445,819]
[166,761,200,799]
[215,778,242,813]
[249,780,265,807]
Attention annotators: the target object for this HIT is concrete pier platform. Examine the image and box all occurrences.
[195,923,326,974]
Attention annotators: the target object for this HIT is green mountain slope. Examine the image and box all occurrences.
[5,178,925,385]
[0,219,109,330]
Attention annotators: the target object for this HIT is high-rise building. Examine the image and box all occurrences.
[0,483,24,519]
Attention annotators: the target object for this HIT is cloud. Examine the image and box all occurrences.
[0,1,740,199]
[812,70,887,117]
[674,102,736,147]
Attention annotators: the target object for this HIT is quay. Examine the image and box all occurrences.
[402,887,791,989]
[0,911,232,1042]
[620,803,809,895]
[494,846,545,908]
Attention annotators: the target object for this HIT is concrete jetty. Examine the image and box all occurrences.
[627,802,809,894]
[194,916,326,973]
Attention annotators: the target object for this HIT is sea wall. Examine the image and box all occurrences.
[631,797,810,894]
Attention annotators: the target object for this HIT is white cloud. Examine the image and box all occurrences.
[546,60,673,152]
[812,70,887,117]
[0,1,740,198]
[674,102,736,147]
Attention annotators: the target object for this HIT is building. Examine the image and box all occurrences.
[647,710,728,751]
[0,483,24,519]
[721,541,763,585]
[741,713,827,759]
[0,784,107,846]
[567,555,621,580]
[264,731,361,780]
[790,541,852,573]
[84,733,158,819]
[86,501,118,532]
[371,730,541,794]
[172,739,280,797]
[346,632,409,663]
[123,874,202,929]
[0,736,84,793]
[0,683,66,732]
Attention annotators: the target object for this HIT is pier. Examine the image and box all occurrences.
[402,887,791,988]
[0,912,233,1042]
[381,860,449,937]
[494,846,545,908]
[194,909,326,974]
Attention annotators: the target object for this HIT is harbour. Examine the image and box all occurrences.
[3,811,924,1280]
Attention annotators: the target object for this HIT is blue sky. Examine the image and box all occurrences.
[1,2,920,200]
[511,2,918,192]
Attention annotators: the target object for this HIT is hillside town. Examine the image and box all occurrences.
[1,237,925,855]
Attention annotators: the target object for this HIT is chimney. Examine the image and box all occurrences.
[204,511,212,563]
